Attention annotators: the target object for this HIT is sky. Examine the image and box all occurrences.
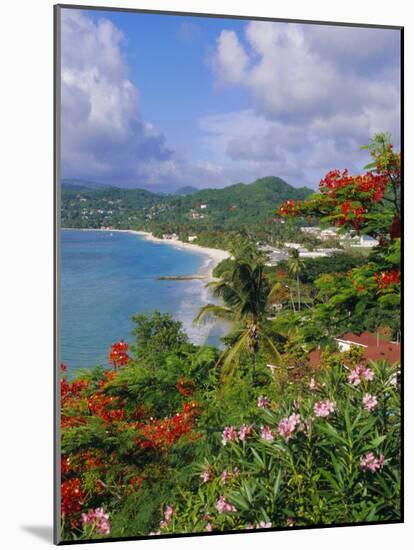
[60,8,401,191]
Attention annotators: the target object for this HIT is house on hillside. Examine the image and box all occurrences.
[309,331,401,369]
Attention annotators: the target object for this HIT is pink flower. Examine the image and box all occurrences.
[389,373,398,388]
[221,470,229,483]
[201,468,211,483]
[277,413,301,441]
[257,521,272,528]
[348,364,374,385]
[238,423,252,441]
[348,366,362,386]
[260,425,274,441]
[258,395,270,408]
[206,523,213,532]
[222,426,238,446]
[362,367,374,381]
[215,496,236,513]
[362,393,378,411]
[164,505,174,522]
[233,466,240,477]
[309,377,318,391]
[82,508,111,535]
[360,452,385,473]
[314,399,336,418]
[159,520,168,529]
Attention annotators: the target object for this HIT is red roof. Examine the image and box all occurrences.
[309,332,401,368]
[309,348,322,368]
[336,331,380,347]
[363,342,400,364]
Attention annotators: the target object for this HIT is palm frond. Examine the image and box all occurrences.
[193,304,235,325]
[260,334,282,366]
[267,282,282,303]
[220,330,251,380]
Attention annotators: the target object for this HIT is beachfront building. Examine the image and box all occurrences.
[351,235,379,248]
[320,228,339,241]
[188,236,198,242]
[300,226,321,236]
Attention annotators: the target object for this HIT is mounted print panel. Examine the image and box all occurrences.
[54,4,403,544]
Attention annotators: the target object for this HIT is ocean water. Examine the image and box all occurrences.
[60,230,225,370]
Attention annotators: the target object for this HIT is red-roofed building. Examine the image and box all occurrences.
[308,331,401,369]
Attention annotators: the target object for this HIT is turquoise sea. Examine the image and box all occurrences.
[60,230,225,370]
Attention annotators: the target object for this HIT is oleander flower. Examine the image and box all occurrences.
[260,425,274,441]
[221,426,238,446]
[348,364,375,386]
[257,521,272,528]
[216,496,236,513]
[238,423,252,441]
[221,470,229,483]
[81,508,111,535]
[314,399,336,418]
[201,468,211,483]
[360,452,385,473]
[257,395,270,409]
[164,506,174,522]
[277,413,301,441]
[362,367,374,381]
[309,377,318,391]
[363,393,378,411]
[206,523,213,532]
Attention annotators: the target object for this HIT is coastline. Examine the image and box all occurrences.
[62,228,230,280]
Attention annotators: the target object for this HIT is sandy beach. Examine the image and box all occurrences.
[64,228,230,280]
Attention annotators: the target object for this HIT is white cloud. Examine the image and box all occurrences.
[61,9,175,186]
[206,21,401,186]
[210,30,249,86]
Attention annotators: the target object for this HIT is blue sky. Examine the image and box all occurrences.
[60,8,401,190]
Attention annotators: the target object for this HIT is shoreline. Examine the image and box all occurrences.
[62,227,230,280]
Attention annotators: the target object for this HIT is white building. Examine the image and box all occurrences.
[320,229,338,241]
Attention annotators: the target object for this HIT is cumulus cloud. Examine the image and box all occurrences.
[60,9,183,187]
[207,21,401,186]
[209,29,249,86]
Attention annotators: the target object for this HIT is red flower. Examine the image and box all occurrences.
[374,270,400,290]
[278,199,300,217]
[137,402,200,450]
[61,478,85,519]
[109,341,130,368]
[175,377,195,397]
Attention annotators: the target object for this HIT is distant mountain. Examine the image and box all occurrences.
[61,175,313,234]
[61,179,116,192]
[174,186,199,196]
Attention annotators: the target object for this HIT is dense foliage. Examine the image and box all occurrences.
[60,135,401,541]
[61,176,312,249]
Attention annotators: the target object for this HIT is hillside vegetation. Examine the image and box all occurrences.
[61,177,313,243]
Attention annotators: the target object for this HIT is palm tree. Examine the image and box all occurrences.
[287,248,305,311]
[194,259,281,380]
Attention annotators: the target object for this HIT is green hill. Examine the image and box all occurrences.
[61,176,313,243]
